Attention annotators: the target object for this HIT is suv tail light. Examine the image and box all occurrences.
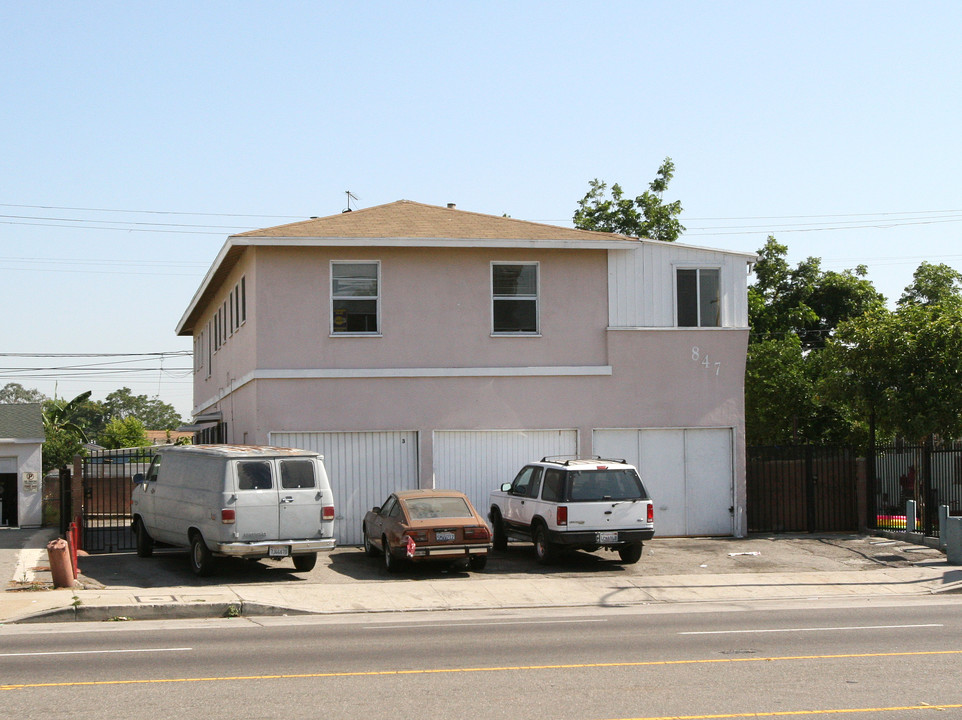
[647,503,654,523]
[322,505,335,521]
[221,509,235,524]
[464,526,491,540]
[556,506,568,526]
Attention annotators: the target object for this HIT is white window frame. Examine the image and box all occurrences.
[330,260,381,336]
[491,261,540,335]
[674,266,722,328]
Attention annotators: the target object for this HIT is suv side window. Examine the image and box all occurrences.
[527,467,543,498]
[542,468,565,502]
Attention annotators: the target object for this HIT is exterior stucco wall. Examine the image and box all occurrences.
[0,442,43,527]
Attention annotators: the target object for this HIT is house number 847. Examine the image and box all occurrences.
[691,347,721,376]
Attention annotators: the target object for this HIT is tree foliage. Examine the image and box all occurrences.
[99,416,150,449]
[0,382,47,404]
[104,387,183,430]
[41,391,92,473]
[573,157,685,242]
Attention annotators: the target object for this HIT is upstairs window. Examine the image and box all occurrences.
[331,261,380,334]
[676,268,720,327]
[492,262,538,334]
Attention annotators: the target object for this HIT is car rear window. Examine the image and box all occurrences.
[566,470,648,502]
[405,497,473,519]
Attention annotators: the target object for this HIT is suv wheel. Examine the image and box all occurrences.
[491,509,508,551]
[533,524,556,565]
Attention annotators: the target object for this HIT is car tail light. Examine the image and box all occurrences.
[409,530,429,542]
[464,526,490,540]
[221,509,235,524]
[647,503,654,523]
[322,505,335,521]
[557,506,568,526]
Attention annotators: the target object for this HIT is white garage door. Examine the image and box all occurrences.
[433,429,578,520]
[593,428,733,537]
[270,431,418,546]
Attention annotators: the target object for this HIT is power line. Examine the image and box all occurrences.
[0,202,304,219]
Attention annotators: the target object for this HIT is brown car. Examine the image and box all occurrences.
[362,490,492,572]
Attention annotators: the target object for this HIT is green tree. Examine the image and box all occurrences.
[103,387,183,430]
[98,416,150,449]
[42,391,92,473]
[0,383,47,404]
[897,261,962,308]
[573,157,685,242]
[745,336,815,444]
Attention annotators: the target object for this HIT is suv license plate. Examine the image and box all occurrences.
[269,545,290,557]
[435,531,456,542]
[596,532,619,544]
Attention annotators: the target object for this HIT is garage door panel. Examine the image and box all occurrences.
[685,428,733,536]
[434,430,577,518]
[271,431,418,546]
[640,430,687,537]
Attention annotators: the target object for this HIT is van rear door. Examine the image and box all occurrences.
[233,459,281,541]
[277,458,325,539]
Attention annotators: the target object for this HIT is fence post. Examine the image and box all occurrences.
[906,500,917,533]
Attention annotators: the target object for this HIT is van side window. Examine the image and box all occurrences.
[281,460,316,489]
[237,461,273,490]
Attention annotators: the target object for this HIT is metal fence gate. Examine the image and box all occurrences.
[81,447,156,553]
[747,445,859,533]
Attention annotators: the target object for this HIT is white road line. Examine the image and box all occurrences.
[680,623,942,635]
[364,619,608,630]
[0,647,192,658]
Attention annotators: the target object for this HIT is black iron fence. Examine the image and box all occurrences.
[81,447,156,552]
[747,445,860,533]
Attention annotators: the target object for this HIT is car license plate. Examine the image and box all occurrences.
[596,532,619,544]
[435,531,456,542]
[269,545,290,557]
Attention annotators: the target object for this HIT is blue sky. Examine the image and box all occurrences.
[2,2,960,420]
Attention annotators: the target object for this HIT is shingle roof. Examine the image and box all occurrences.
[0,403,44,441]
[233,199,631,243]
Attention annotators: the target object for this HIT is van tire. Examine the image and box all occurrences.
[292,553,317,572]
[189,532,215,577]
[618,542,643,564]
[134,518,154,558]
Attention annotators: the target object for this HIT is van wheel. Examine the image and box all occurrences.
[384,536,403,573]
[533,524,556,565]
[618,542,643,564]
[292,553,317,572]
[189,532,215,577]
[134,518,154,558]
[491,509,508,551]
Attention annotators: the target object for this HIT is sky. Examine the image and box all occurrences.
[2,1,960,421]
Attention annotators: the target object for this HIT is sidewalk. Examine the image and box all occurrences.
[3,528,962,624]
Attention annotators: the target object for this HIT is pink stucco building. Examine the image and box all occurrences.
[177,201,755,543]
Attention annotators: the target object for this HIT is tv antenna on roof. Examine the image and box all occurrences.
[344,190,359,212]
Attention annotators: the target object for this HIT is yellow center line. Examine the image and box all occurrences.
[605,705,962,719]
[2,649,961,691]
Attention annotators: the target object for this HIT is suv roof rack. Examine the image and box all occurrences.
[540,455,629,466]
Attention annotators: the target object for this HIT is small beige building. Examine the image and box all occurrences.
[0,403,45,528]
[177,201,756,544]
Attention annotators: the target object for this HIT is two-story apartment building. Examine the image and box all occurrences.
[177,200,756,544]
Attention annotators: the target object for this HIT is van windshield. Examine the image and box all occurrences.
[566,470,647,502]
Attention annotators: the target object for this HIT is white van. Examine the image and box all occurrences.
[131,445,336,576]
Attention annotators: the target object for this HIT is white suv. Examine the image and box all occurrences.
[489,457,654,564]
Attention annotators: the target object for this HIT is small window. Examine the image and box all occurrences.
[677,268,720,327]
[542,469,564,502]
[380,496,398,515]
[332,261,379,334]
[281,460,316,489]
[237,461,273,490]
[145,457,161,483]
[492,263,538,333]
